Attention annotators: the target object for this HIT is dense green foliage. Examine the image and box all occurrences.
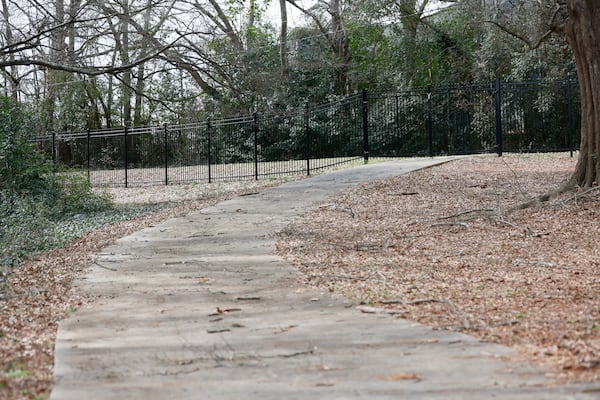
[0,98,115,270]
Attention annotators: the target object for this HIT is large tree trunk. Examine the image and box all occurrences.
[285,0,349,94]
[565,0,600,188]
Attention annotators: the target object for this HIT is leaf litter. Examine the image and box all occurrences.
[277,153,600,383]
[2,155,599,399]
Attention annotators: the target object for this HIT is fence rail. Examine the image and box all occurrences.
[36,78,580,187]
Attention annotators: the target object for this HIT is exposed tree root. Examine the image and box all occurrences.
[436,208,495,221]
[507,177,580,213]
[437,207,511,228]
[437,173,600,221]
[553,185,600,206]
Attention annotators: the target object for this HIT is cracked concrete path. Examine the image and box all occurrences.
[51,158,598,399]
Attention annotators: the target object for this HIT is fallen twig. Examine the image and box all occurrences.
[437,208,494,221]
[236,296,261,301]
[408,298,441,305]
[207,328,231,334]
[93,261,117,271]
[430,222,469,228]
[495,218,518,228]
[378,300,405,305]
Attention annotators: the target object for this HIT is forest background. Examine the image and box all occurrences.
[0,0,575,134]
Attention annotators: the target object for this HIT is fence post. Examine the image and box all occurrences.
[494,78,503,157]
[51,130,57,172]
[362,89,370,162]
[427,85,433,158]
[164,123,169,185]
[253,112,259,180]
[567,79,574,157]
[207,119,212,184]
[124,125,129,188]
[86,128,91,183]
[445,87,451,154]
[395,95,400,146]
[305,105,311,176]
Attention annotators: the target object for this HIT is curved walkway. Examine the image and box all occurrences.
[52,158,596,399]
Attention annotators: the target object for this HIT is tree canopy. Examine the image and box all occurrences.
[0,0,579,129]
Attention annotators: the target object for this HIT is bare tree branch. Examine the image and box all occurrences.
[480,2,566,50]
[0,38,177,75]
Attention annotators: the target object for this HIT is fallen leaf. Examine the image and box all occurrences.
[380,373,420,381]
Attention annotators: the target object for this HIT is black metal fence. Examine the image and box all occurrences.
[36,78,580,187]
[367,79,579,157]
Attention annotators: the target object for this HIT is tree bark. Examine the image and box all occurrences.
[67,0,82,65]
[565,0,600,188]
[121,0,132,127]
[134,0,154,127]
[330,0,349,95]
[279,0,289,80]
[43,0,66,134]
[1,0,18,101]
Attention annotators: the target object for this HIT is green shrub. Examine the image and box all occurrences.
[0,97,114,271]
[50,171,112,216]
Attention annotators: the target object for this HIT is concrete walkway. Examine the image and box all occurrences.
[52,158,597,399]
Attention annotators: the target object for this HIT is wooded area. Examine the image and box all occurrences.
[1,0,599,185]
[0,1,576,125]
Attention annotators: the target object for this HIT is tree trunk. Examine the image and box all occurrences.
[121,0,132,127]
[279,0,289,80]
[565,0,600,188]
[134,0,154,127]
[43,0,66,134]
[83,79,102,129]
[285,0,349,93]
[396,0,429,86]
[67,0,82,65]
[1,0,18,101]
[330,0,349,95]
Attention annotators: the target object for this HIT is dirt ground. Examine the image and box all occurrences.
[1,154,599,399]
[277,153,600,383]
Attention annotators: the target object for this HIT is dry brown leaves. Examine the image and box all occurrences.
[3,156,600,399]
[0,182,278,400]
[277,153,600,383]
